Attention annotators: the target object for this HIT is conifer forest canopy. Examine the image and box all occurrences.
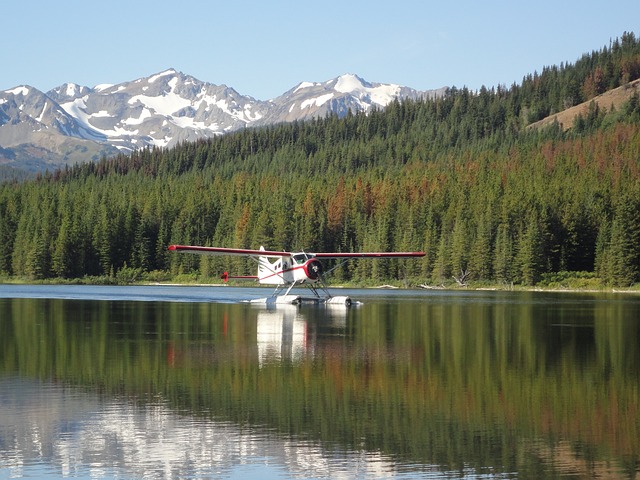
[1,32,640,287]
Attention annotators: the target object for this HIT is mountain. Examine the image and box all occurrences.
[0,85,119,171]
[257,74,438,124]
[0,69,444,173]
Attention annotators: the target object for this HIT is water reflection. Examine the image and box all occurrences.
[255,304,348,366]
[1,378,429,479]
[1,287,639,479]
[257,306,307,365]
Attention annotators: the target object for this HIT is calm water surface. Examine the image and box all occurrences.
[1,285,639,479]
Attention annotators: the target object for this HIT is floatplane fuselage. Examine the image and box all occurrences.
[168,245,425,305]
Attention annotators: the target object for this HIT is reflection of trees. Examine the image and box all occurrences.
[1,294,639,476]
[0,379,414,479]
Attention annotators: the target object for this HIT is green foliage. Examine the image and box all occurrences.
[538,271,602,289]
[606,194,640,287]
[1,32,640,286]
[114,264,144,285]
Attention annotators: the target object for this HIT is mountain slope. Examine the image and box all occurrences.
[0,85,118,171]
[0,70,443,173]
[529,78,640,131]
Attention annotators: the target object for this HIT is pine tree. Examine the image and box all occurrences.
[608,194,640,286]
[0,198,15,275]
[515,212,545,285]
[432,229,451,283]
[493,221,514,284]
[26,227,50,279]
[52,215,73,278]
[470,209,494,281]
[450,209,470,277]
[93,204,113,276]
[594,217,612,281]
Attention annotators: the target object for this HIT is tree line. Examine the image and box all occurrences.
[1,32,640,287]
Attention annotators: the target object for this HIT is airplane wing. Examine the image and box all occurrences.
[168,245,425,259]
[311,251,425,259]
[168,245,293,257]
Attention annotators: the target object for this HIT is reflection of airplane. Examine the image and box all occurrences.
[257,306,307,365]
[168,245,425,305]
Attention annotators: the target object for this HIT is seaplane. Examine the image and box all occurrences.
[168,245,425,305]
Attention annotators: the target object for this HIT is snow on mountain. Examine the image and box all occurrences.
[259,73,442,124]
[0,85,118,171]
[0,84,106,144]
[334,74,399,104]
[46,68,271,151]
[0,70,445,172]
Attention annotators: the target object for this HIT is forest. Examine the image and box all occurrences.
[1,32,640,288]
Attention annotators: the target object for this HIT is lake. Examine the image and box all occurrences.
[1,285,639,479]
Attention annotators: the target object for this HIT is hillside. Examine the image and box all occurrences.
[529,78,640,130]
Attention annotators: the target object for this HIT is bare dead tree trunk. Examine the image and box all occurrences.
[452,268,470,287]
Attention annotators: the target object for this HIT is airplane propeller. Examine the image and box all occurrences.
[303,259,324,281]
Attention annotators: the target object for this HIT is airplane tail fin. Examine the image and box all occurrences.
[220,246,280,284]
[257,246,272,279]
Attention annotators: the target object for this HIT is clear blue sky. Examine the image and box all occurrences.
[3,0,639,100]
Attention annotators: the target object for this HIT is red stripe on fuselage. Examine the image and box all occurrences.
[258,264,313,283]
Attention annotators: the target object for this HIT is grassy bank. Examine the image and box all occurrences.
[1,269,639,294]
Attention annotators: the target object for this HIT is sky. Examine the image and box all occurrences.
[2,0,639,100]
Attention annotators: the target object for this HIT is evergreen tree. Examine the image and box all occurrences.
[470,209,494,281]
[52,214,73,278]
[608,194,640,286]
[515,211,545,285]
[25,227,50,280]
[493,222,514,284]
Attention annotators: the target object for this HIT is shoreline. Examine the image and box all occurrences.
[1,279,638,295]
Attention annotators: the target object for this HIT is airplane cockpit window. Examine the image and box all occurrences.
[293,254,307,264]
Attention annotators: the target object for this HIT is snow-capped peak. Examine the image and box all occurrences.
[148,68,178,83]
[65,83,82,97]
[334,74,401,105]
[334,74,370,93]
[47,83,91,102]
[4,86,30,96]
[293,81,321,94]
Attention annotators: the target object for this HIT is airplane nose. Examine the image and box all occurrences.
[304,259,324,280]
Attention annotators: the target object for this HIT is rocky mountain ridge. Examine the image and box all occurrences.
[0,69,445,173]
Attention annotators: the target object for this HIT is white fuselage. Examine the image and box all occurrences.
[258,253,322,285]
